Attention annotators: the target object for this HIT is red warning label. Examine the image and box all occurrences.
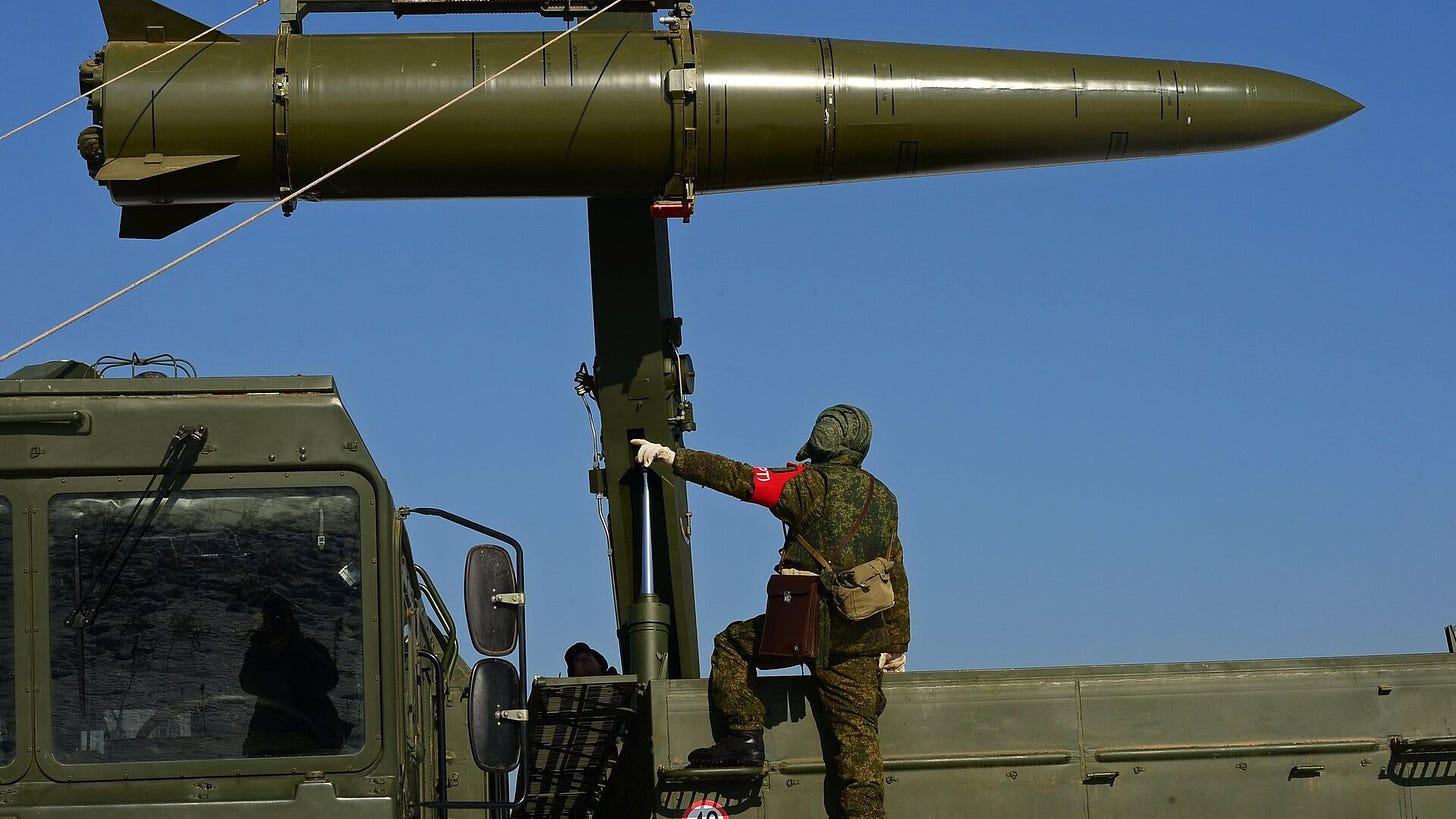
[683,799,727,819]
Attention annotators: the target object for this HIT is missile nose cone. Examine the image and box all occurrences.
[1330,89,1365,118]
[1281,75,1363,134]
[1188,64,1362,151]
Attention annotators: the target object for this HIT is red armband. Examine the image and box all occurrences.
[748,463,806,508]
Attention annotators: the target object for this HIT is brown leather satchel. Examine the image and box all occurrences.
[754,477,882,668]
[755,573,821,668]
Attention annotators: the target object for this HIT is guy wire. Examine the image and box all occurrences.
[0,0,274,145]
[0,0,629,366]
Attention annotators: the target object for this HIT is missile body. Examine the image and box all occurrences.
[81,3,1360,237]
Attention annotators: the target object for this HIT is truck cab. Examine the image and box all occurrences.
[0,360,489,817]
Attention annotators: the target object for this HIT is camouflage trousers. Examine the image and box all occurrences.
[712,615,888,819]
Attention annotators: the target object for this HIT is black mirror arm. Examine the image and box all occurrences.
[403,506,530,812]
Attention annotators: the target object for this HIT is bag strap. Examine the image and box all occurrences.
[792,477,876,573]
[793,531,836,574]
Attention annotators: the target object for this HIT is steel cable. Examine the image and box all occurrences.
[0,0,273,145]
[0,0,629,366]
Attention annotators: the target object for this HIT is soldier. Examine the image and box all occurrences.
[632,404,909,819]
[564,641,618,677]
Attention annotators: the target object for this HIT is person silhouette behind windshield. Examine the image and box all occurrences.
[240,594,349,757]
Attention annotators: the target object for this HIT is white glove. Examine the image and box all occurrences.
[629,438,675,467]
[879,652,907,673]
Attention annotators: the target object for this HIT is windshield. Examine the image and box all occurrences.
[1,497,12,766]
[48,487,366,764]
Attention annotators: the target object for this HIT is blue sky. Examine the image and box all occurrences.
[3,1,1452,679]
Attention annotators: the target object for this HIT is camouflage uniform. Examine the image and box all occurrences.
[673,445,910,819]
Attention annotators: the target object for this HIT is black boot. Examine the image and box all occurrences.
[687,730,765,768]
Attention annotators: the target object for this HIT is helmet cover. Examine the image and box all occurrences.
[796,404,873,465]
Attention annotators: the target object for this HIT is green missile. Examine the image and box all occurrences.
[80,0,1361,238]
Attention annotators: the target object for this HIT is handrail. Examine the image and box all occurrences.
[420,651,451,819]
[779,751,1074,775]
[1095,739,1381,763]
[1391,735,1456,754]
[657,749,1074,782]
[0,410,91,433]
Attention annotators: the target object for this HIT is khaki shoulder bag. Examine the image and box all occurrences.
[794,479,896,622]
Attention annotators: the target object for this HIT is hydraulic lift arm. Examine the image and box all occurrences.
[586,198,699,681]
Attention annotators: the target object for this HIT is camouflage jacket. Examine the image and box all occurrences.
[673,447,911,659]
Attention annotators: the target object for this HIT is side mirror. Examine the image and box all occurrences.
[403,509,529,807]
[464,543,520,656]
[469,658,523,772]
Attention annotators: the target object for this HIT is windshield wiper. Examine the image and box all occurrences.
[65,425,208,630]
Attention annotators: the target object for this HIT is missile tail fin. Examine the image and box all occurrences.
[99,0,238,43]
[94,154,241,183]
[119,203,230,240]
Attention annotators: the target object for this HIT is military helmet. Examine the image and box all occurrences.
[796,404,873,465]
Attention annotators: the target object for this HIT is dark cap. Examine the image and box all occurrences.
[565,642,612,676]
